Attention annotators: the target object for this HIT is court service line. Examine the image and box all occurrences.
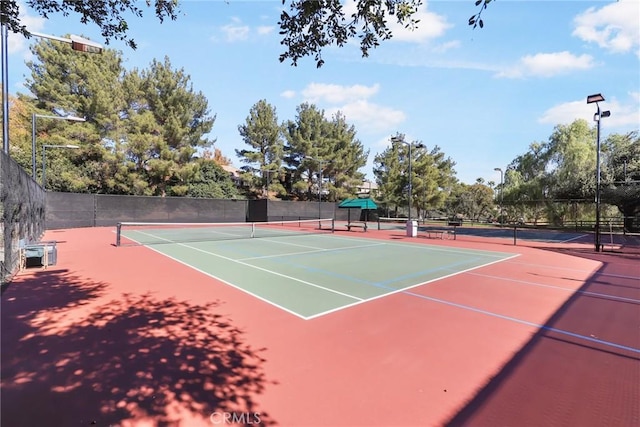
[129,230,364,315]
[467,272,640,304]
[401,290,640,355]
[506,260,640,281]
[128,240,311,320]
[305,253,520,320]
[170,241,364,302]
[313,232,514,258]
[237,242,386,261]
[558,233,589,243]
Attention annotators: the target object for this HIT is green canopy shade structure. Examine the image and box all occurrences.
[339,198,378,223]
[338,198,378,210]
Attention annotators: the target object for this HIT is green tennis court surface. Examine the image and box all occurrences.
[121,225,517,319]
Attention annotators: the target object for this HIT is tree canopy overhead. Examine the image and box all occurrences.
[1,0,492,67]
[1,0,180,50]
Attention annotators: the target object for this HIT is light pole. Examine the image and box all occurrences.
[587,93,611,252]
[391,136,424,237]
[1,21,8,154]
[306,156,330,220]
[494,167,504,225]
[32,113,85,178]
[1,30,102,155]
[42,144,79,190]
[260,166,278,199]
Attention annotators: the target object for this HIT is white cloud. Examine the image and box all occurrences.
[217,19,273,42]
[8,2,46,54]
[496,51,595,78]
[257,26,274,36]
[325,100,406,132]
[221,24,250,42]
[573,0,640,55]
[539,95,640,128]
[280,90,296,99]
[302,83,380,104]
[294,82,405,134]
[431,40,460,54]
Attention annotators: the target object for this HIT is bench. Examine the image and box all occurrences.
[346,222,368,232]
[19,241,57,270]
[424,229,454,239]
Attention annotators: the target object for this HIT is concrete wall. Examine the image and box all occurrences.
[1,151,46,284]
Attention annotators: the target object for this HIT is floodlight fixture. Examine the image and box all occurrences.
[587,93,605,104]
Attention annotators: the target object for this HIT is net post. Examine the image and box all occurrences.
[251,223,256,238]
[116,223,122,246]
[332,218,335,233]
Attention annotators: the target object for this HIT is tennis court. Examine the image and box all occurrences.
[377,217,593,244]
[3,220,638,427]
[117,219,517,319]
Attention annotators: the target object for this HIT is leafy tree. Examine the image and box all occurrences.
[373,135,455,218]
[236,100,285,198]
[121,57,216,196]
[322,111,368,201]
[503,141,551,224]
[601,131,640,231]
[279,0,422,67]
[24,38,217,196]
[185,159,240,199]
[503,120,639,229]
[546,120,596,200]
[444,181,494,222]
[373,141,404,215]
[25,36,128,193]
[410,144,456,218]
[5,94,35,175]
[283,103,367,201]
[2,0,179,50]
[283,103,331,199]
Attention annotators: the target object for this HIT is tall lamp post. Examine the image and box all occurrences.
[494,167,504,225]
[42,144,79,190]
[306,156,330,220]
[32,113,85,178]
[260,166,278,199]
[1,30,102,155]
[587,93,610,252]
[391,136,424,237]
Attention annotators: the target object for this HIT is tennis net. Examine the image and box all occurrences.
[377,217,412,230]
[115,218,335,246]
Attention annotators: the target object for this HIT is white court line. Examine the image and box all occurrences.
[121,235,309,319]
[311,232,514,258]
[505,260,640,281]
[467,272,640,304]
[135,230,364,303]
[558,233,589,243]
[238,242,386,261]
[129,227,246,240]
[125,228,517,319]
[305,253,520,320]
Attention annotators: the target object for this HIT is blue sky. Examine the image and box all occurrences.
[7,0,640,185]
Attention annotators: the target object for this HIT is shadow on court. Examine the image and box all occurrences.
[1,269,276,426]
[445,248,640,427]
